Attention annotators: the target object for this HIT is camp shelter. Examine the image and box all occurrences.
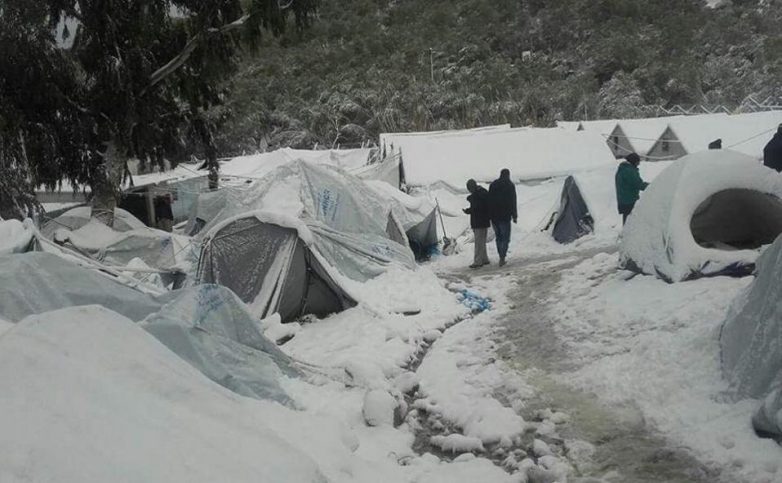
[604,116,684,159]
[392,127,615,188]
[40,205,145,239]
[620,150,782,282]
[644,113,733,161]
[197,212,358,322]
[379,124,512,160]
[720,234,782,439]
[549,176,595,244]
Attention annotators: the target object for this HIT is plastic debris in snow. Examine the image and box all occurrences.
[620,150,782,282]
[39,205,145,239]
[0,218,34,255]
[457,289,492,313]
[720,233,782,438]
[0,306,328,483]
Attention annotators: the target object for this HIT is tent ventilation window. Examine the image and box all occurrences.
[690,189,782,250]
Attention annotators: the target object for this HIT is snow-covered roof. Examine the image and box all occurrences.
[129,147,373,188]
[380,124,512,157]
[573,119,618,136]
[395,127,616,187]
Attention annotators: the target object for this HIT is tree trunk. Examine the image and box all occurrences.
[91,141,125,226]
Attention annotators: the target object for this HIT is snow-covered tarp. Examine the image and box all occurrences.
[40,205,145,239]
[0,219,34,255]
[0,305,328,483]
[620,150,782,282]
[0,252,164,322]
[379,124,511,159]
[392,127,615,187]
[0,252,298,404]
[720,234,782,437]
[140,284,299,405]
[199,161,416,282]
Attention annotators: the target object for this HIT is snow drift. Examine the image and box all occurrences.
[0,305,328,483]
[620,150,782,282]
[720,234,782,438]
[0,218,34,255]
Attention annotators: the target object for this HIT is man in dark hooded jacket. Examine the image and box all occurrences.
[764,125,782,172]
[615,152,648,224]
[489,168,517,266]
[463,179,491,268]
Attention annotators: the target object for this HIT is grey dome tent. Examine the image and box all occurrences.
[549,176,594,244]
[720,234,782,439]
[197,213,357,322]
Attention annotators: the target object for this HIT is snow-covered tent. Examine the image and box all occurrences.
[379,124,512,160]
[549,176,594,244]
[0,251,164,322]
[393,127,615,187]
[0,306,327,482]
[720,234,782,439]
[0,252,299,405]
[197,213,358,322]
[49,220,185,279]
[645,113,733,161]
[605,116,684,159]
[196,161,417,321]
[140,284,300,405]
[620,150,782,282]
[40,205,146,239]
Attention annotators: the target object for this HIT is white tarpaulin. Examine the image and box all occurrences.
[0,219,34,255]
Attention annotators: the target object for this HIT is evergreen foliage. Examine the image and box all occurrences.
[216,0,782,153]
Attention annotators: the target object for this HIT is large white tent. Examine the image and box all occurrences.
[379,124,512,159]
[393,127,615,187]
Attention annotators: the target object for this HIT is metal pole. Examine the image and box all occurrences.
[430,48,434,83]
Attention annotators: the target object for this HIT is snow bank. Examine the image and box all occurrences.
[620,150,782,282]
[0,218,33,255]
[0,306,328,483]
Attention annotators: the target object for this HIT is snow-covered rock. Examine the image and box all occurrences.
[362,389,398,427]
[0,218,33,255]
[429,434,485,454]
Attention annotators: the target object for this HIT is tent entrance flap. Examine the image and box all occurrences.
[552,176,594,244]
[690,189,782,250]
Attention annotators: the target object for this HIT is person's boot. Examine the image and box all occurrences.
[499,257,506,267]
[469,263,481,269]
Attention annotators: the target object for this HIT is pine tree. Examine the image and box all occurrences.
[0,0,317,219]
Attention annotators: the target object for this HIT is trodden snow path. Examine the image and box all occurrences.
[435,245,782,483]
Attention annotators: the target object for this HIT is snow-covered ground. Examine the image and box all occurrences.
[5,157,781,482]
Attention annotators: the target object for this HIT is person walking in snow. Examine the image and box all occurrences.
[763,124,782,172]
[489,168,517,267]
[615,152,648,225]
[463,179,491,268]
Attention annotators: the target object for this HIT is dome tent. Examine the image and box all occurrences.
[620,150,782,282]
[197,212,358,322]
[720,234,782,439]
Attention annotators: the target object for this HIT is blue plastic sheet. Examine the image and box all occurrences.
[457,289,491,313]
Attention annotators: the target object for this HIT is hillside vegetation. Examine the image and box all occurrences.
[214,0,782,154]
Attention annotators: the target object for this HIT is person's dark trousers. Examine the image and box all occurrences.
[618,203,635,225]
[492,220,512,260]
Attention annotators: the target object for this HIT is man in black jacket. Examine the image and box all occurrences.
[489,169,517,266]
[463,178,491,268]
[764,125,782,172]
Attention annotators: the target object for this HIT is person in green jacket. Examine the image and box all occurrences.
[615,152,649,224]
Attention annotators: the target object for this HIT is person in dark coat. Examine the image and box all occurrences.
[615,153,649,225]
[463,178,491,268]
[764,125,782,173]
[489,168,517,266]
[154,193,174,232]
